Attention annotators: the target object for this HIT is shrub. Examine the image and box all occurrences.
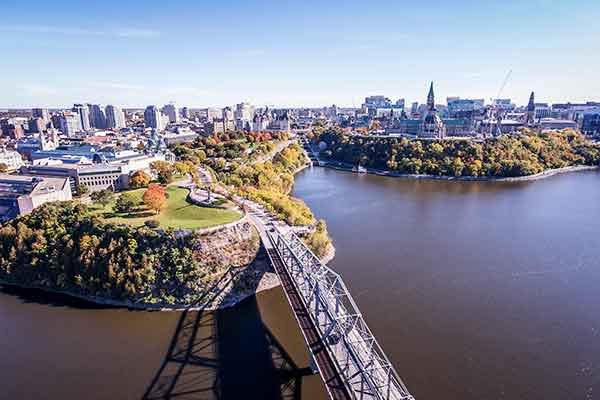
[144,220,160,228]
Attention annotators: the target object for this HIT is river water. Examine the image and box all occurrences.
[1,167,599,399]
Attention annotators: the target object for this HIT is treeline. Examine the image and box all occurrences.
[316,128,600,177]
[171,130,288,163]
[222,143,315,225]
[0,202,259,305]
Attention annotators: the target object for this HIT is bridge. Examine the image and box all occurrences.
[261,225,415,400]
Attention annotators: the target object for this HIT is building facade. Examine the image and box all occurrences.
[144,105,164,130]
[105,105,126,129]
[0,174,72,221]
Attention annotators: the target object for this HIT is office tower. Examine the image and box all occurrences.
[89,104,107,129]
[181,107,190,119]
[72,104,91,131]
[105,105,126,129]
[144,105,163,130]
[31,108,50,124]
[59,111,82,136]
[162,103,179,123]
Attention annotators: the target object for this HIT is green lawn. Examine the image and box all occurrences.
[93,186,241,230]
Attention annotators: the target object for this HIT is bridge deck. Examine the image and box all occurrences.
[266,246,352,400]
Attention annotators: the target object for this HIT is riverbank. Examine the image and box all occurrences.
[0,253,281,312]
[318,160,599,182]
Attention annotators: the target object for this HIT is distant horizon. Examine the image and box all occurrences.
[1,0,599,108]
[1,93,599,111]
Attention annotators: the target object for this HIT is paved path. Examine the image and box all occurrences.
[251,139,295,165]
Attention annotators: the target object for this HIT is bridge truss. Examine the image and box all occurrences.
[268,228,414,400]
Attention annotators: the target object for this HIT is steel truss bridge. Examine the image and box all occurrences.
[265,227,414,400]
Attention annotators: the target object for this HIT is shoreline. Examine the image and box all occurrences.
[0,270,282,312]
[316,161,599,182]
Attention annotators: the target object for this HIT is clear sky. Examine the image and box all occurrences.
[1,0,599,108]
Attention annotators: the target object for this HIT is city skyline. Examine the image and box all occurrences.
[1,0,600,108]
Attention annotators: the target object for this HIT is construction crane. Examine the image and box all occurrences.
[487,69,512,138]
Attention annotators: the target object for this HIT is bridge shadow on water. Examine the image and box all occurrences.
[142,245,314,400]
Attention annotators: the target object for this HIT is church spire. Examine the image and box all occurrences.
[526,91,536,125]
[527,91,535,111]
[427,81,435,110]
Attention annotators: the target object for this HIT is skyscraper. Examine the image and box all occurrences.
[105,105,126,129]
[73,104,91,131]
[162,103,179,123]
[31,108,50,125]
[59,111,82,136]
[144,105,163,130]
[89,104,107,129]
[181,107,190,120]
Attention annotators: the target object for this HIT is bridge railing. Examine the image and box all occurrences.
[268,227,414,400]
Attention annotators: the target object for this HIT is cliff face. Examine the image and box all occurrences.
[188,220,260,271]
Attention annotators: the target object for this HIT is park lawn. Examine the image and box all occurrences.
[95,186,241,229]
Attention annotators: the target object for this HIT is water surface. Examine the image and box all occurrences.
[292,167,600,399]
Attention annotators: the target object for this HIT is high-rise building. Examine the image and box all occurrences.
[31,108,50,125]
[28,118,44,133]
[72,104,91,131]
[206,108,221,121]
[144,105,163,130]
[235,102,255,120]
[89,104,107,129]
[181,107,190,120]
[410,102,419,115]
[59,111,82,136]
[105,105,126,129]
[162,103,179,123]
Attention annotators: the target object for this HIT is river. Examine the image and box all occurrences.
[1,167,599,399]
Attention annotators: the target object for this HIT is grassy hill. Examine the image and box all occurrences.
[93,186,241,230]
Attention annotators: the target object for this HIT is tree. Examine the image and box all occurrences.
[150,161,175,184]
[90,189,114,208]
[130,170,151,188]
[174,161,191,176]
[76,184,89,197]
[143,184,167,215]
[114,193,138,214]
[0,163,8,173]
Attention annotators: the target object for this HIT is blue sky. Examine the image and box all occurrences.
[1,0,599,108]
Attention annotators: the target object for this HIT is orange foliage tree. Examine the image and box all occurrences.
[130,170,151,188]
[143,184,167,215]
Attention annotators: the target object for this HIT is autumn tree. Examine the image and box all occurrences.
[174,161,192,176]
[150,161,175,184]
[143,184,167,215]
[130,170,151,188]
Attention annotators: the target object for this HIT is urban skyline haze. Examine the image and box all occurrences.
[1,0,599,108]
